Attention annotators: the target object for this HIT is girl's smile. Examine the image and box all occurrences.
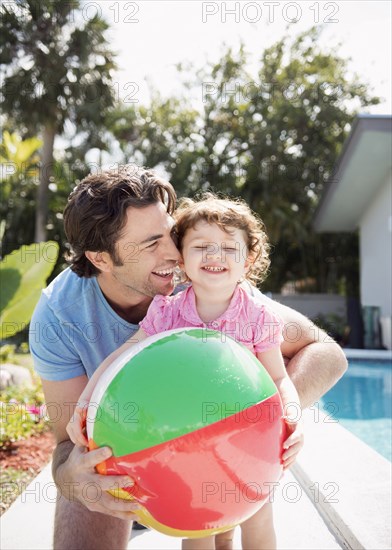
[180,220,250,294]
[201,265,227,273]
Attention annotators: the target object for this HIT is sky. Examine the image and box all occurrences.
[93,0,392,114]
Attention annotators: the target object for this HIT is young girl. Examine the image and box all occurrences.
[67,194,303,550]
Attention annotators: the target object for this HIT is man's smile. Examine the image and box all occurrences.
[152,267,176,278]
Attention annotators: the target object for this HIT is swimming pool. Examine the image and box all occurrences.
[320,356,392,461]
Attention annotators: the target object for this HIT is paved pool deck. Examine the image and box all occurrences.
[1,388,391,549]
[0,463,342,550]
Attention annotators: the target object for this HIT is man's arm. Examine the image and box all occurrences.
[269,300,348,408]
[46,374,88,479]
[41,375,140,519]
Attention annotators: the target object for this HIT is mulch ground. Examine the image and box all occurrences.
[0,431,55,471]
[0,431,56,515]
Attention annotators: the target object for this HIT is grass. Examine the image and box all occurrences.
[0,467,36,515]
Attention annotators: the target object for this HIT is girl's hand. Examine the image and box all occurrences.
[66,399,89,447]
[281,417,304,470]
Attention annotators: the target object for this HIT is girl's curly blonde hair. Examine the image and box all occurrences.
[174,193,270,285]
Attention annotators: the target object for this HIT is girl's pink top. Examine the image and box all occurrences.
[140,286,283,354]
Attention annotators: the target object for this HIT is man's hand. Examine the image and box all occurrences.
[54,441,141,521]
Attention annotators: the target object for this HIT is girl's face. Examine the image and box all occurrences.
[180,220,251,291]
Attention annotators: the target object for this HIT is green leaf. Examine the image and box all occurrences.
[0,132,42,173]
[0,242,59,339]
[0,267,21,312]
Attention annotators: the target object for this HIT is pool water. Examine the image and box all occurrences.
[320,359,392,461]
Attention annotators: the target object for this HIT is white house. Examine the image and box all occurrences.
[313,115,392,349]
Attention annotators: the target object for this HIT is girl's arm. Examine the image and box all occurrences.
[257,347,300,414]
[257,347,304,469]
[66,328,147,446]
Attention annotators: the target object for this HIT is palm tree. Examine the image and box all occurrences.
[0,0,116,241]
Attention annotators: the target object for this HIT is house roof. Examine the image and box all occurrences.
[313,115,392,232]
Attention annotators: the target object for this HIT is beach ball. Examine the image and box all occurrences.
[87,328,285,538]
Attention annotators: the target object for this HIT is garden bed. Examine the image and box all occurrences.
[0,430,55,515]
[0,350,54,515]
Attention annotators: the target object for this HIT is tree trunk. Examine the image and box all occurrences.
[34,125,56,243]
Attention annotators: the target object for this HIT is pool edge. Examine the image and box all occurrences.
[294,409,392,550]
[343,348,392,361]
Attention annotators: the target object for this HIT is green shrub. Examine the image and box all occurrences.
[0,376,48,449]
[17,342,29,354]
[314,313,348,345]
[0,344,15,362]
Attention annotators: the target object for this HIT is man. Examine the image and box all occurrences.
[30,165,347,549]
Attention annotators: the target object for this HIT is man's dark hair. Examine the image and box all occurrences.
[63,165,177,277]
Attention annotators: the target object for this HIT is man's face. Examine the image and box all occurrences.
[107,202,181,299]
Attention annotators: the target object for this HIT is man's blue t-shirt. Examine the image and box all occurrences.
[29,268,139,381]
[30,268,271,382]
